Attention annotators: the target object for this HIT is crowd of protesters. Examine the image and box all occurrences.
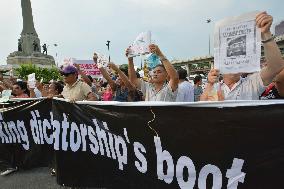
[0,11,284,179]
[0,12,281,105]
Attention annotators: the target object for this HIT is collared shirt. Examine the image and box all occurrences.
[62,80,92,101]
[140,80,177,102]
[220,72,266,100]
[176,81,194,102]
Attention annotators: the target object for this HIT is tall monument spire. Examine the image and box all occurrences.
[6,0,55,68]
[21,0,37,36]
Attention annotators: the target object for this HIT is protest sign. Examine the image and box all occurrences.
[128,31,152,58]
[214,12,261,74]
[74,60,102,78]
[1,99,284,188]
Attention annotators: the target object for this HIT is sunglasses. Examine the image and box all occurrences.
[61,72,75,77]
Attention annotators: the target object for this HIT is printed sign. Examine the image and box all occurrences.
[128,31,152,57]
[74,60,102,78]
[214,12,261,74]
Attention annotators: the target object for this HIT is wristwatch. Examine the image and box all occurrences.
[262,35,275,44]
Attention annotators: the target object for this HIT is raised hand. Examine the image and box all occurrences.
[125,47,133,60]
[256,12,273,34]
[207,69,220,84]
[149,44,164,57]
[108,62,119,71]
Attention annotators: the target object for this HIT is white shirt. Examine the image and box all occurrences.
[140,80,178,102]
[176,81,194,102]
[221,72,266,100]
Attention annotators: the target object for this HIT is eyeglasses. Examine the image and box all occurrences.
[61,72,75,77]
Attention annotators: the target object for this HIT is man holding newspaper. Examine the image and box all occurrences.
[201,12,284,101]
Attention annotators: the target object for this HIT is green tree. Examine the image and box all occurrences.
[15,64,62,82]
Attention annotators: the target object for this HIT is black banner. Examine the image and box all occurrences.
[0,99,284,188]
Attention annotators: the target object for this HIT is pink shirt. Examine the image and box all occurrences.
[14,93,29,98]
[102,91,113,101]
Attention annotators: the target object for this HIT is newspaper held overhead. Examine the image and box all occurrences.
[96,53,109,69]
[27,73,36,89]
[214,11,262,74]
[128,31,151,58]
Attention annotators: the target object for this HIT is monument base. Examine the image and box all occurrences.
[7,51,56,68]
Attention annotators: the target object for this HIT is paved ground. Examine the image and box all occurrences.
[0,167,67,189]
[0,160,105,189]
[0,167,107,189]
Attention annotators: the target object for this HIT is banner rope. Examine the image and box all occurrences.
[147,107,159,137]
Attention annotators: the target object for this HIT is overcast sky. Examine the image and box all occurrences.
[0,0,283,66]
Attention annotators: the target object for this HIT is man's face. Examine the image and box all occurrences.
[48,83,56,95]
[223,73,242,83]
[275,70,284,96]
[62,73,77,84]
[152,66,167,83]
[106,84,111,91]
[198,80,202,86]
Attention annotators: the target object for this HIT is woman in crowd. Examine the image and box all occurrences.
[48,81,64,98]
[194,75,203,102]
[11,81,29,98]
[101,84,113,101]
[94,52,138,102]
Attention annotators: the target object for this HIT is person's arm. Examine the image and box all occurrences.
[149,44,179,91]
[200,69,224,101]
[108,62,135,91]
[27,83,37,98]
[81,82,97,101]
[92,52,116,90]
[99,67,116,91]
[200,84,214,101]
[29,88,36,98]
[258,12,284,86]
[87,92,98,101]
[126,48,142,89]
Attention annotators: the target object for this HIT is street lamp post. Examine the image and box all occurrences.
[106,40,110,62]
[206,19,212,56]
[53,43,58,67]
